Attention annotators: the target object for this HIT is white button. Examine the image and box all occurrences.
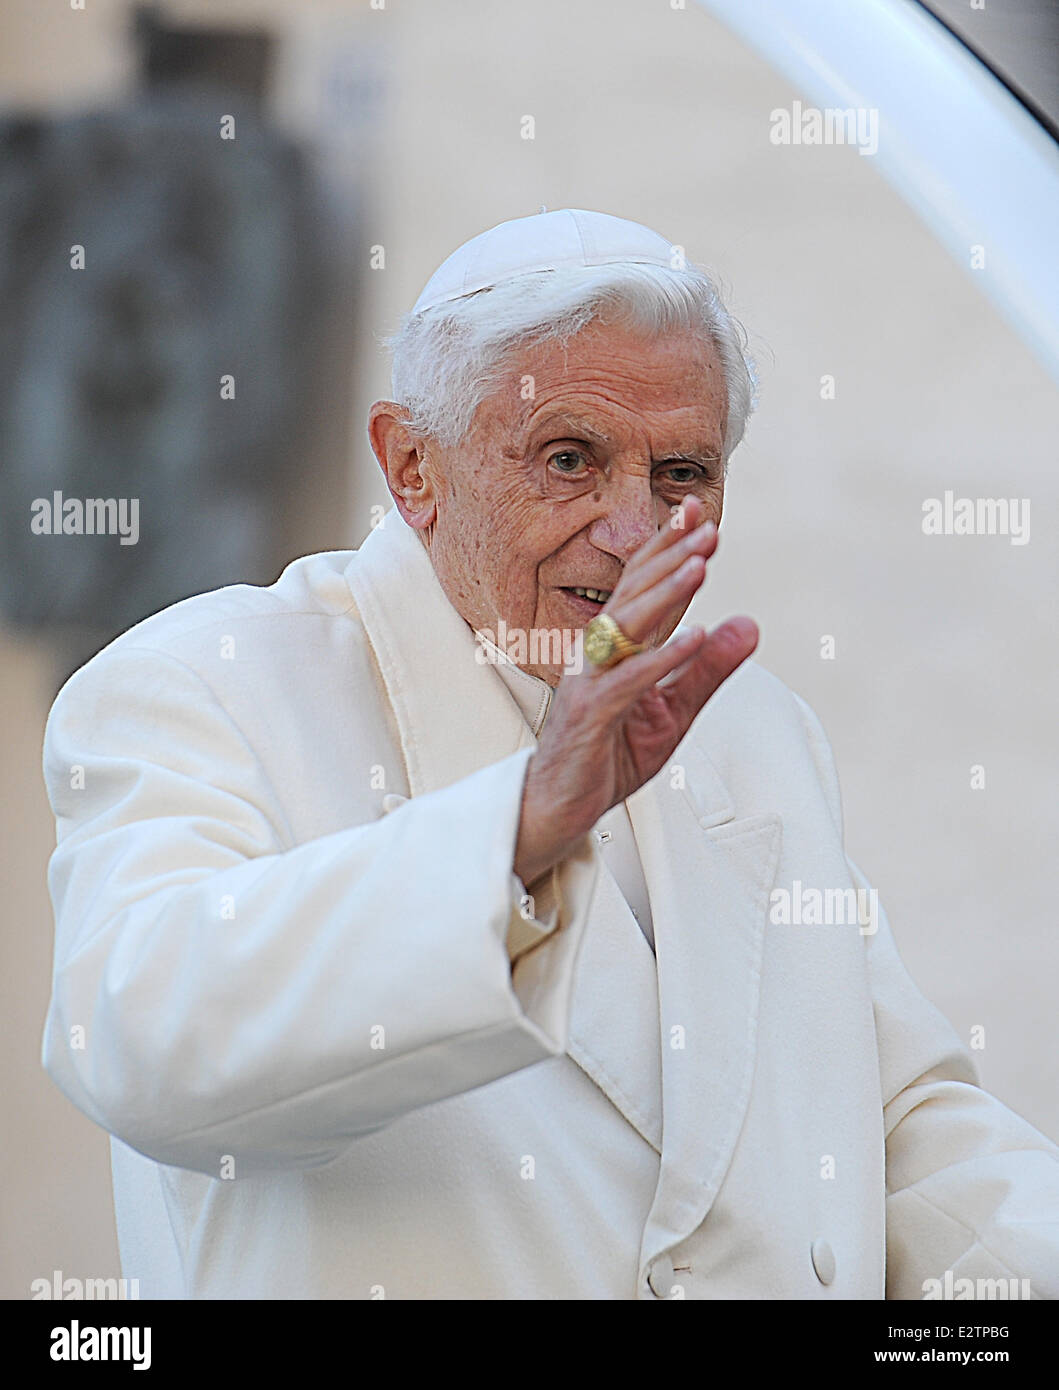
[381,794,408,814]
[647,1253,675,1298]
[811,1238,836,1286]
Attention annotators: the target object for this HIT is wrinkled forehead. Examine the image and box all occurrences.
[474,322,728,449]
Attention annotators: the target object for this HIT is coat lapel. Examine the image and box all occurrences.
[565,859,663,1153]
[628,739,783,1292]
[344,512,530,794]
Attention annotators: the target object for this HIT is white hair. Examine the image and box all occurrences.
[385,262,758,464]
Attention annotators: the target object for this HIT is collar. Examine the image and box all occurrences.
[473,631,553,737]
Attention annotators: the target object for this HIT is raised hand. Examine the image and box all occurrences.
[514,496,758,886]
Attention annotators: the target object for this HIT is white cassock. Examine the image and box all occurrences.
[41,508,1059,1299]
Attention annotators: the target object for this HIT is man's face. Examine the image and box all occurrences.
[407,320,728,685]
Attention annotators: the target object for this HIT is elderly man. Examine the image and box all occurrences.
[42,210,1058,1300]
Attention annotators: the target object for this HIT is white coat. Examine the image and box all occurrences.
[41,509,1059,1299]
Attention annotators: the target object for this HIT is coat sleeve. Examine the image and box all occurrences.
[41,643,598,1178]
[791,692,1059,1300]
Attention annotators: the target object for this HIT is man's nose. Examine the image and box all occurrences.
[586,476,658,563]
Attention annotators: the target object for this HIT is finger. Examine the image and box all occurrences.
[583,625,708,708]
[611,552,708,644]
[612,516,718,609]
[660,617,759,729]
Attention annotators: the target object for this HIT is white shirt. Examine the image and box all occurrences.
[476,632,656,951]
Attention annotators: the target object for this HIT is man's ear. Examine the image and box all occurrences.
[368,401,438,531]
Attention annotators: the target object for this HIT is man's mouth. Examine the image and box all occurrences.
[563,586,613,603]
[559,586,613,614]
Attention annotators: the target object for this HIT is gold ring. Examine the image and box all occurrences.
[584,614,645,669]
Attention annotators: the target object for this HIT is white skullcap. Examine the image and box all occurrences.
[410,208,679,316]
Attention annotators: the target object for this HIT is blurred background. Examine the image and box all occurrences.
[2,0,1057,1297]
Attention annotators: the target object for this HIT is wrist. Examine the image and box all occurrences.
[514,761,585,886]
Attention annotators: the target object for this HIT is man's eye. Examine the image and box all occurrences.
[657,464,704,486]
[549,450,589,475]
